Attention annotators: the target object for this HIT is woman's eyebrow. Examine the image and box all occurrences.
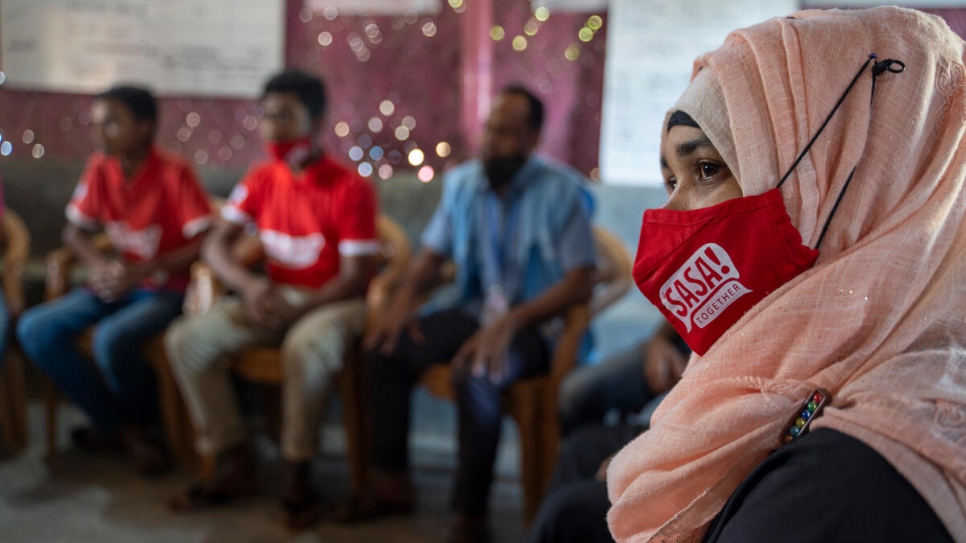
[676,135,716,156]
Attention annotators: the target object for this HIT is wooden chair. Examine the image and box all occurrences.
[417,226,632,523]
[0,209,30,453]
[42,201,227,465]
[182,215,411,491]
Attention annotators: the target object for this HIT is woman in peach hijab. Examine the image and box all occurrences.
[610,7,966,543]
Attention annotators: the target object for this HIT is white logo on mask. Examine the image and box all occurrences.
[659,243,752,332]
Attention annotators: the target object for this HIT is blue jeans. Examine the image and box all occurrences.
[17,288,184,435]
[0,291,12,370]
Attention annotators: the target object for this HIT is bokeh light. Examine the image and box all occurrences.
[408,148,425,166]
[395,126,410,141]
[22,130,34,144]
[349,146,364,161]
[490,26,505,41]
[578,28,594,42]
[358,134,373,148]
[565,43,580,61]
[230,135,246,149]
[525,20,540,36]
[421,21,437,37]
[379,100,395,116]
[32,144,44,159]
[436,141,451,157]
[0,142,12,156]
[323,6,338,20]
[587,15,603,30]
[368,117,383,133]
[448,0,463,7]
[402,116,416,130]
[0,72,6,85]
[194,150,209,165]
[186,112,201,127]
[335,122,351,137]
[208,129,222,143]
[417,165,435,182]
[512,36,528,51]
[535,7,550,21]
[177,127,192,142]
[60,117,73,131]
[369,146,384,160]
[218,147,233,161]
[358,162,373,177]
[378,164,394,180]
[318,32,333,46]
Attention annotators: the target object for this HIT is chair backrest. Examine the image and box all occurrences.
[589,226,633,316]
[1,208,30,313]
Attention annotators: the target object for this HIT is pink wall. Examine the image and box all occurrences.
[0,3,963,181]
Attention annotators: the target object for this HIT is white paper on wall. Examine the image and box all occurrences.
[306,0,441,15]
[531,0,609,12]
[599,0,799,186]
[0,0,284,97]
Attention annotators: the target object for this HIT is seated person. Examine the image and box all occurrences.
[164,69,380,529]
[528,321,689,543]
[608,8,961,542]
[17,86,212,476]
[341,86,596,543]
[557,320,689,436]
[0,171,17,372]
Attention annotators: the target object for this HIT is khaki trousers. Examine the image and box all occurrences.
[165,293,365,461]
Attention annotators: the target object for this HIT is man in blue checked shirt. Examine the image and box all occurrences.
[338,86,596,543]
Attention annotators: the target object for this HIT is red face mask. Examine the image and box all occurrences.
[266,136,312,165]
[633,54,901,355]
[633,188,818,355]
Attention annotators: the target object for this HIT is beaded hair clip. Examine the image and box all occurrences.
[782,389,831,445]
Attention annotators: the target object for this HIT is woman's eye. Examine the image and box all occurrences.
[699,162,720,179]
[664,177,677,193]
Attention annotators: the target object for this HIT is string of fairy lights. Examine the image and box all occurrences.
[0,2,605,184]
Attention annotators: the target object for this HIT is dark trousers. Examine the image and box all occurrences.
[704,428,954,543]
[527,423,641,543]
[368,306,549,516]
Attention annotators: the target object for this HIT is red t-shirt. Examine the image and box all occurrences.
[66,148,213,291]
[221,155,379,289]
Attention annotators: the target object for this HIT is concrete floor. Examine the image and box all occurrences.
[0,403,527,543]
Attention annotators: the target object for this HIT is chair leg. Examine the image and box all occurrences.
[0,362,14,452]
[152,350,196,468]
[7,352,28,452]
[340,348,370,494]
[43,379,59,461]
[517,396,544,526]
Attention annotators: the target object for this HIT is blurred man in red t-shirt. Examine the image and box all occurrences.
[18,86,212,476]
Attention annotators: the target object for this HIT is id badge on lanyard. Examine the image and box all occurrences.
[481,193,517,325]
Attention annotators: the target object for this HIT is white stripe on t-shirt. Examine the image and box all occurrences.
[338,239,381,256]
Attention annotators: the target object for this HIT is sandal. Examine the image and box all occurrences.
[281,493,323,530]
[70,426,124,452]
[447,516,490,543]
[327,493,415,524]
[127,435,171,478]
[169,478,255,512]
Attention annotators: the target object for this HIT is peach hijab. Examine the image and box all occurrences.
[607,7,966,543]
